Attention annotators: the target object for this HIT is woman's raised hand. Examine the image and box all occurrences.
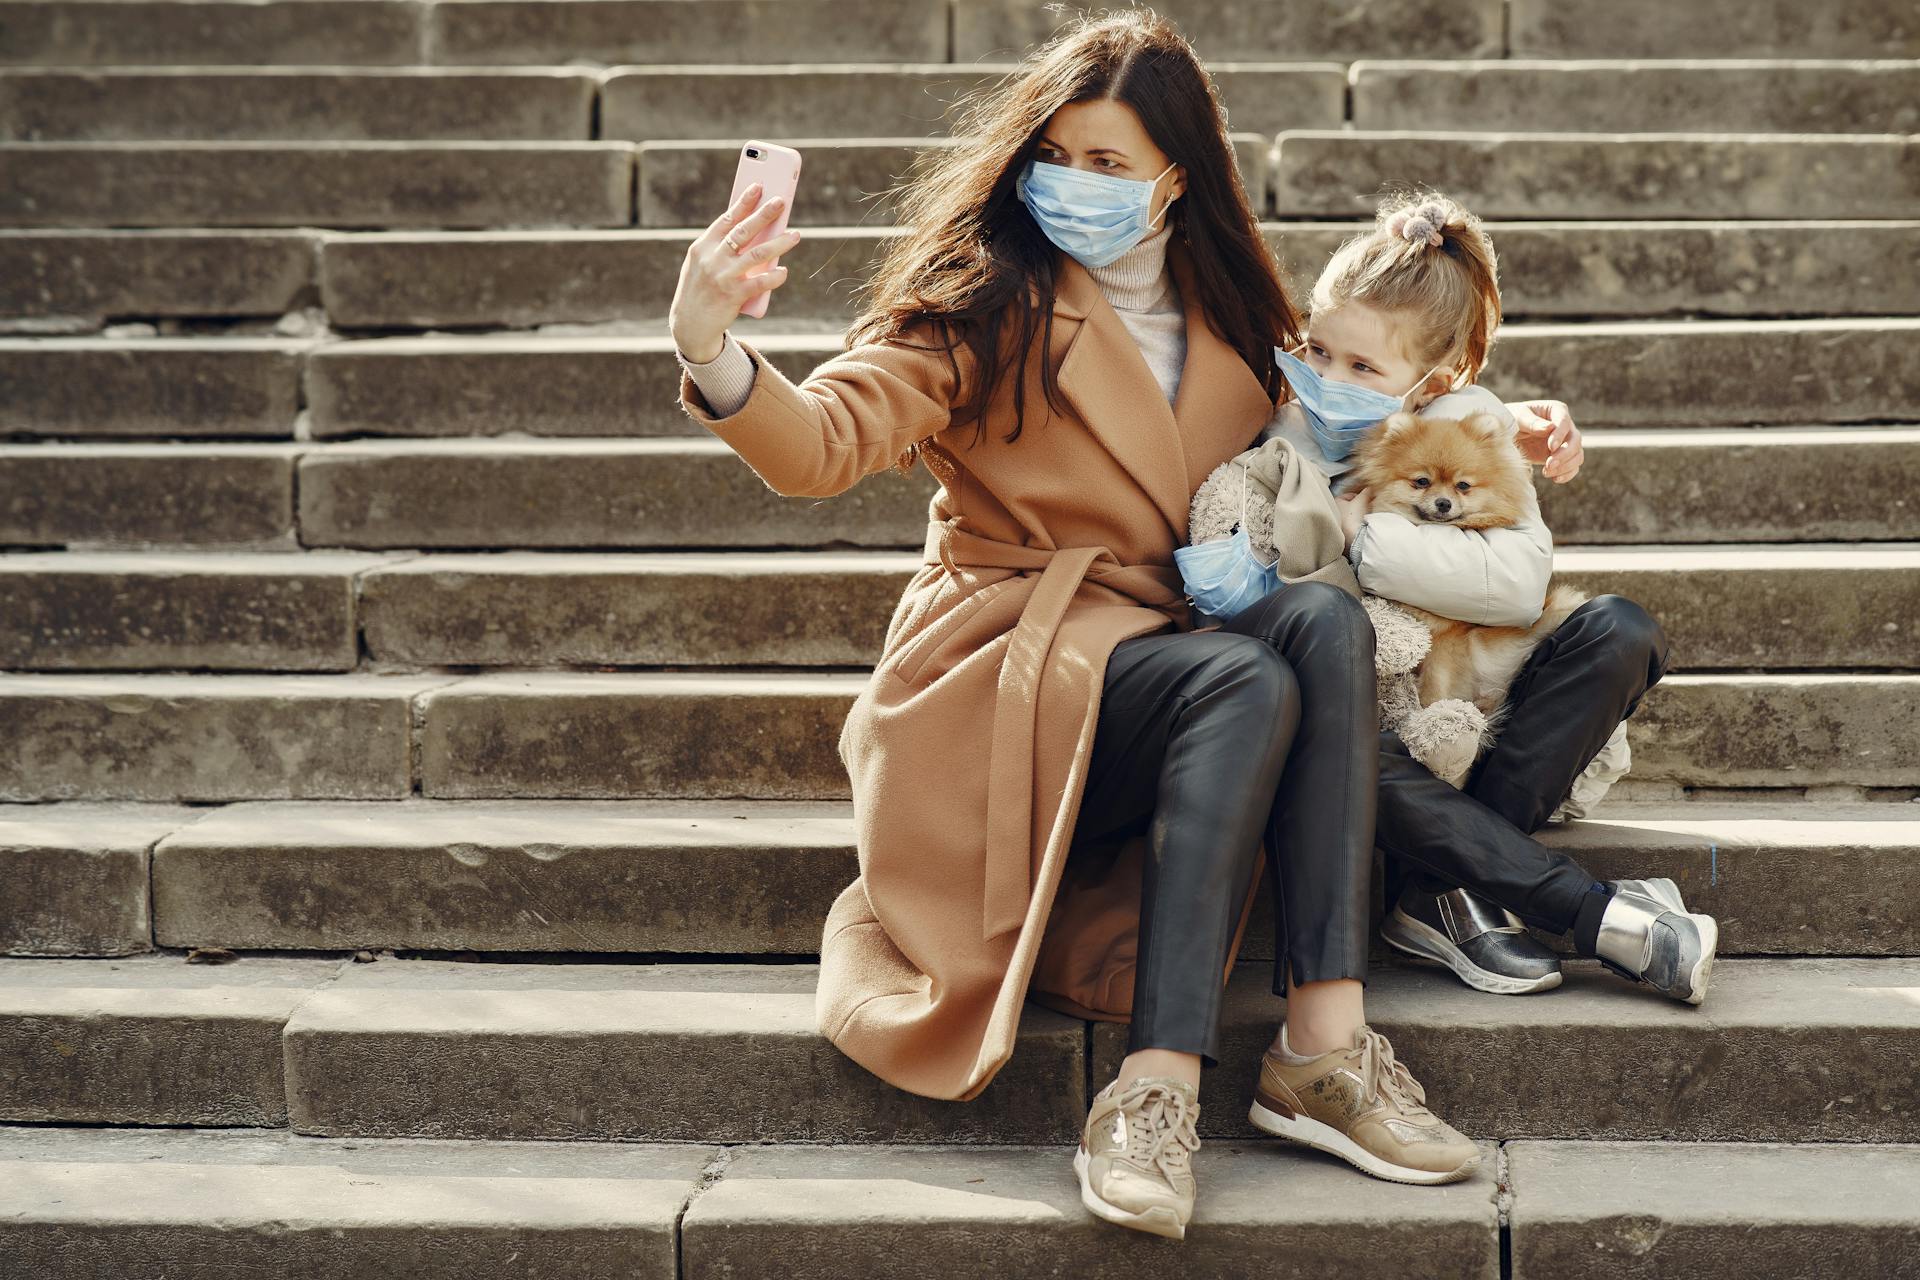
[668,182,802,364]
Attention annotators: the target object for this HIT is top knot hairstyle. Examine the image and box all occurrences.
[1311,191,1503,386]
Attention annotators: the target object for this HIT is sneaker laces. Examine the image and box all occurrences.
[1353,1028,1430,1115]
[1107,1077,1200,1183]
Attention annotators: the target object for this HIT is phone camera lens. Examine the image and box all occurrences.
[746,148,761,158]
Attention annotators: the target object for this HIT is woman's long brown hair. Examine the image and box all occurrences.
[847,7,1303,474]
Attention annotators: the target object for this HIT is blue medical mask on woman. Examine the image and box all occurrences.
[1275,344,1444,462]
[1173,464,1279,623]
[1016,158,1179,269]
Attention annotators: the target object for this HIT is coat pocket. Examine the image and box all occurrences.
[885,574,1021,687]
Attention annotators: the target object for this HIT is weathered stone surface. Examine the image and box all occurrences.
[1096,958,1920,1142]
[0,338,305,438]
[0,673,446,800]
[0,143,632,229]
[417,672,862,799]
[0,230,316,330]
[1553,546,1920,669]
[306,335,728,438]
[1484,322,1920,427]
[353,546,1920,671]
[0,69,595,143]
[359,551,901,667]
[1274,132,1920,220]
[1352,60,1920,133]
[1510,0,1920,57]
[0,0,423,67]
[0,954,340,1124]
[1631,675,1920,787]
[283,960,1086,1143]
[0,1126,708,1280]
[1509,1142,1920,1278]
[0,550,393,671]
[954,0,1504,61]
[297,439,932,548]
[316,221,1920,330]
[0,803,199,955]
[0,444,297,547]
[684,1143,1500,1278]
[431,0,949,66]
[605,63,1345,142]
[1542,429,1920,543]
[638,135,1272,225]
[151,798,855,953]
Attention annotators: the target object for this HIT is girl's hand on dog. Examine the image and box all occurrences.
[1509,399,1585,483]
[1337,489,1372,548]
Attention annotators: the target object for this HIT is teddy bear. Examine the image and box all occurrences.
[1188,457,1504,789]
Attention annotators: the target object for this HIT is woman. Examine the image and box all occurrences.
[669,11,1603,1241]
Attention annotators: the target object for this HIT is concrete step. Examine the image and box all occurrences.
[5,1125,1913,1280]
[0,673,454,801]
[1,0,951,68]
[1274,131,1920,220]
[0,69,597,142]
[0,550,410,671]
[634,134,1274,226]
[6,544,1910,672]
[4,951,1915,1143]
[17,221,1912,333]
[0,442,300,547]
[5,428,1912,551]
[8,320,1886,443]
[0,64,1352,143]
[278,428,1920,551]
[0,1124,714,1279]
[1508,0,1919,59]
[6,668,1906,802]
[7,796,1907,959]
[0,143,634,230]
[1351,59,1920,134]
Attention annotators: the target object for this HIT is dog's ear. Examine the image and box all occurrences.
[1462,410,1512,441]
[1379,410,1422,438]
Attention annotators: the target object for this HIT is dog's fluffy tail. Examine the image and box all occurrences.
[1530,582,1588,645]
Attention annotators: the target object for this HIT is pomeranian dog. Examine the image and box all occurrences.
[1351,408,1587,715]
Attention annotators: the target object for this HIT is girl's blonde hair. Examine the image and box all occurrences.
[1310,190,1502,386]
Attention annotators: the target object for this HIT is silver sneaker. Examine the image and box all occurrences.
[1595,879,1718,1005]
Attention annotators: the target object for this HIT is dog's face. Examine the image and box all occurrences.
[1352,410,1531,530]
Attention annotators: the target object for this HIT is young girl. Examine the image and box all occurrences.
[1229,191,1717,1003]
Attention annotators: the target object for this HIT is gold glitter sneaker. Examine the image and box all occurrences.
[1248,1024,1478,1185]
[1073,1074,1201,1240]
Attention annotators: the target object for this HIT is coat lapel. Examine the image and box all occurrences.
[1051,238,1279,543]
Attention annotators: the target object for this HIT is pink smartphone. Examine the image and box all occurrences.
[727,140,802,319]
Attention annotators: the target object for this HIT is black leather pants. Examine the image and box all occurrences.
[1376,594,1672,937]
[1066,580,1376,1068]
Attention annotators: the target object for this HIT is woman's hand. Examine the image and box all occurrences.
[1337,488,1372,549]
[1509,399,1584,483]
[667,182,802,364]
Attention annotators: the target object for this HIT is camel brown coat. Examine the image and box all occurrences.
[677,238,1286,1102]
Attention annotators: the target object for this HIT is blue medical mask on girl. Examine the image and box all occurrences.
[1275,343,1447,462]
[1016,158,1179,269]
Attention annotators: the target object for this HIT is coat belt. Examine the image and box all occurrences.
[921,519,1188,941]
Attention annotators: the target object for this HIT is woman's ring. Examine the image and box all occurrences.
[722,232,746,254]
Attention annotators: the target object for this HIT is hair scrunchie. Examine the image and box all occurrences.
[1385,200,1448,249]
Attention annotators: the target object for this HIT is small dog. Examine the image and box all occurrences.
[1351,408,1587,717]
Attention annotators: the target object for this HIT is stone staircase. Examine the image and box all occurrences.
[3,1,1918,1273]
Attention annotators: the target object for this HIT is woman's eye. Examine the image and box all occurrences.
[1455,481,1472,493]
[1412,477,1431,489]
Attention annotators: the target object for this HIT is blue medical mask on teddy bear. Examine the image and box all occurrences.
[1016,158,1179,269]
[1174,464,1280,623]
[1275,343,1444,462]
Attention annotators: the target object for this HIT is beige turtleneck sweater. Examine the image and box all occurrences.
[676,220,1186,417]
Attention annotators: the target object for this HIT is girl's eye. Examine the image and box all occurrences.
[1412,477,1431,489]
[1353,363,1374,374]
[1455,481,1472,494]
